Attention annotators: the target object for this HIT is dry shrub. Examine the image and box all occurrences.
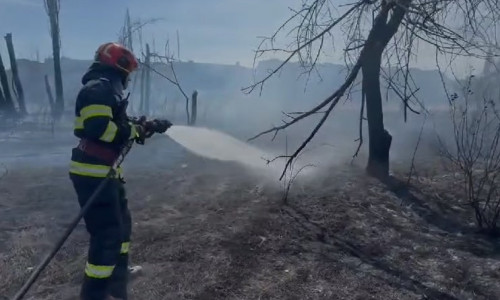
[440,75,500,235]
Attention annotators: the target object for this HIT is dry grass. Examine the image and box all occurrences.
[1,153,500,300]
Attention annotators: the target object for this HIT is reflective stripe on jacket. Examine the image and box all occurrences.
[69,160,122,178]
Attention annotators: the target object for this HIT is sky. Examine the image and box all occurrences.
[0,0,485,74]
[0,0,303,66]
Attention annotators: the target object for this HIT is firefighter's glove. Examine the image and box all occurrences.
[131,116,153,141]
[145,119,173,134]
[134,124,147,145]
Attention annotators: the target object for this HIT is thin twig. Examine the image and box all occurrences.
[406,114,427,187]
[352,84,366,162]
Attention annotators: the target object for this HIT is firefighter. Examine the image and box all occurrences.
[69,42,171,300]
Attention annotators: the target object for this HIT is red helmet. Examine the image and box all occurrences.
[94,42,139,74]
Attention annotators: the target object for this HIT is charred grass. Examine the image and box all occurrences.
[0,156,500,299]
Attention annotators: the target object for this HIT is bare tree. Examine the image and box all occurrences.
[117,9,162,50]
[139,62,146,114]
[117,10,163,115]
[244,0,498,180]
[4,33,26,116]
[118,8,134,52]
[440,75,500,235]
[44,0,64,119]
[44,74,56,135]
[116,10,193,123]
[144,38,192,124]
[137,62,144,114]
[0,52,15,116]
[0,85,6,115]
[44,75,55,115]
[144,44,152,115]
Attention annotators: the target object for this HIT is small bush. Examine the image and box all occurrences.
[440,75,500,235]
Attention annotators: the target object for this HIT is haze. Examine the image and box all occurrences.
[0,0,483,73]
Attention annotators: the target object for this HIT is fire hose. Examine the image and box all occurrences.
[11,112,172,299]
[12,139,135,300]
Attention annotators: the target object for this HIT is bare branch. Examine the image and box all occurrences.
[406,115,427,186]
[139,37,191,123]
[352,85,366,161]
[242,0,365,94]
[248,60,362,143]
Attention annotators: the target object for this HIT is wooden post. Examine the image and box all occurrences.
[190,90,198,125]
[0,52,15,115]
[44,75,56,135]
[44,75,55,115]
[45,0,64,118]
[144,43,151,115]
[5,33,27,115]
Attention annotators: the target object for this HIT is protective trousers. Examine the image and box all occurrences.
[70,174,132,300]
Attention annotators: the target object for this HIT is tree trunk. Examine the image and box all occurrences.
[5,33,27,115]
[0,52,15,115]
[139,66,145,114]
[362,48,392,178]
[44,75,56,135]
[44,75,55,116]
[190,90,198,125]
[126,9,133,52]
[46,0,64,118]
[145,43,151,115]
[127,71,138,114]
[359,1,409,179]
[0,86,6,113]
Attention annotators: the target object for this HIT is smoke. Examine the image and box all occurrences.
[1,56,461,175]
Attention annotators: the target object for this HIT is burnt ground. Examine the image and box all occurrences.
[1,126,500,300]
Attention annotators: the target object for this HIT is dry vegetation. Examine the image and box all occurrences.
[1,133,500,299]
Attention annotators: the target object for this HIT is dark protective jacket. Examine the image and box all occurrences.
[69,64,138,178]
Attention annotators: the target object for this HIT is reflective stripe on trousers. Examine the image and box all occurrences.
[120,242,130,254]
[85,262,115,279]
[82,242,130,279]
